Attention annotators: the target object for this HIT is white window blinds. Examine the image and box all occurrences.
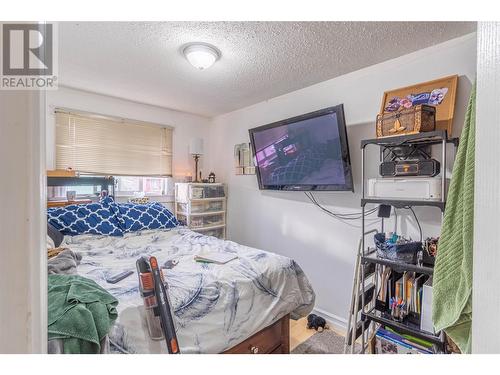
[55,110,173,176]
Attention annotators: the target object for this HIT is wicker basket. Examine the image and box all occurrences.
[376,104,436,138]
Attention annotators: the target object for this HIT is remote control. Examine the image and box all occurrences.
[106,270,134,284]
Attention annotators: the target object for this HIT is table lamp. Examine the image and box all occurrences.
[189,138,204,182]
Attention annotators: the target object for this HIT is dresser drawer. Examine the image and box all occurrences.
[224,318,284,354]
[177,212,225,229]
[270,344,285,354]
[196,225,225,239]
[190,184,225,199]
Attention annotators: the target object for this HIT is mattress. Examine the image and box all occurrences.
[62,227,315,354]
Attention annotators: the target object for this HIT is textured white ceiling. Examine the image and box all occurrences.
[59,22,476,117]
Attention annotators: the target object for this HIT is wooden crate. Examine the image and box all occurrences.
[376,104,435,138]
[379,75,458,135]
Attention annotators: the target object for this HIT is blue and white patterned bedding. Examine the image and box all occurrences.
[62,227,315,354]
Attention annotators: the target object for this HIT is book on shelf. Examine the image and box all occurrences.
[377,266,392,302]
[386,270,429,313]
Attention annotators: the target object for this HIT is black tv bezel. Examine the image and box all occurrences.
[248,104,354,192]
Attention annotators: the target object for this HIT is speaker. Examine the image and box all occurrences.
[380,159,440,177]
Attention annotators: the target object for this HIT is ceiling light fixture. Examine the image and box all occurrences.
[182,43,220,70]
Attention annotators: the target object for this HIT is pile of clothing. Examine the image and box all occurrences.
[47,229,118,354]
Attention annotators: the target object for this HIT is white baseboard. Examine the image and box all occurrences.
[312,307,347,335]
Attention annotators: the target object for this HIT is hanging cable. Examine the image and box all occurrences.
[304,192,379,222]
[305,192,377,219]
[307,192,378,218]
[393,208,398,234]
[405,206,422,242]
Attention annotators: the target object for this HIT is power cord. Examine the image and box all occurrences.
[304,192,379,222]
[305,192,378,219]
[393,208,397,234]
[405,206,423,242]
[304,191,423,239]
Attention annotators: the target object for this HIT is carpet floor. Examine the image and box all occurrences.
[291,330,347,354]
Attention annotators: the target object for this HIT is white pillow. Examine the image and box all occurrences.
[47,235,55,250]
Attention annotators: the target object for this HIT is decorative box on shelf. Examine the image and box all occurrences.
[376,104,436,138]
[174,183,226,239]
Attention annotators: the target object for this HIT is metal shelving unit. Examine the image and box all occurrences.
[47,175,115,194]
[353,130,458,354]
[361,198,446,211]
[47,175,116,198]
[363,308,444,346]
[361,252,434,276]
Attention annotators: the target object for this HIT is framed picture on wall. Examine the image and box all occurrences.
[234,143,255,175]
[380,75,458,135]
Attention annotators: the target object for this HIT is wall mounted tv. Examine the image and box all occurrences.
[249,104,354,191]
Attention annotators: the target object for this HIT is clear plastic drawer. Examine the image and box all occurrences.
[189,213,225,228]
[177,212,225,229]
[190,184,225,199]
[176,213,188,226]
[197,226,225,239]
[176,200,225,215]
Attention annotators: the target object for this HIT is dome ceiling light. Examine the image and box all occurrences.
[182,43,220,70]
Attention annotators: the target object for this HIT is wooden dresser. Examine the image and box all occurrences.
[223,314,290,354]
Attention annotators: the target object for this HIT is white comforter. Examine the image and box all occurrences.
[62,228,315,353]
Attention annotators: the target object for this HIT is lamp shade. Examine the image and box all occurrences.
[189,138,204,155]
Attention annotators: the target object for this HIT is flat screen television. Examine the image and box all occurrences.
[249,104,353,191]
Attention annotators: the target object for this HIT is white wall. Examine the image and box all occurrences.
[46,86,212,179]
[0,90,46,353]
[209,33,477,326]
[473,22,500,354]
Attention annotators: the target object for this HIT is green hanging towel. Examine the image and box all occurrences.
[432,84,475,354]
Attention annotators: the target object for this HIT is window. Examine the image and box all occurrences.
[47,185,98,200]
[55,110,173,176]
[116,176,141,193]
[115,176,172,196]
[143,177,163,195]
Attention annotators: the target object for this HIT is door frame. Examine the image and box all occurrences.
[473,21,500,353]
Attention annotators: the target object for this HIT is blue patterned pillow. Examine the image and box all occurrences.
[47,197,123,236]
[113,202,178,232]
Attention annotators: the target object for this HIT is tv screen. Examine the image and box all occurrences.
[249,105,353,191]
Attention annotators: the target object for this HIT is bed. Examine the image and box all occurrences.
[59,227,315,354]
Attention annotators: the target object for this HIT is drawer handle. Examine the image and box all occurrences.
[250,346,259,354]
